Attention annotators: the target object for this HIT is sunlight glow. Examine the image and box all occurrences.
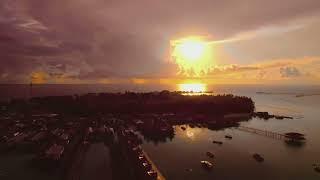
[178,83,207,92]
[176,40,205,61]
[31,72,47,84]
[171,36,214,77]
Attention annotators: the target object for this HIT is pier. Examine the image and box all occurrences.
[142,150,166,180]
[237,126,286,140]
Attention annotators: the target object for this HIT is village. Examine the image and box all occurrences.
[0,92,315,179]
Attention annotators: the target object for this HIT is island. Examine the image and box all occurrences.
[0,91,255,180]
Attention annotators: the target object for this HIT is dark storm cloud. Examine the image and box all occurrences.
[0,34,16,44]
[1,0,320,82]
[72,70,116,80]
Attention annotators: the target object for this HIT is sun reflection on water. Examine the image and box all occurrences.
[177,83,212,95]
[186,130,195,139]
[178,83,207,92]
[177,126,204,141]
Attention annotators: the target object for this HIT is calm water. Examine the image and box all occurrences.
[0,84,320,179]
[142,88,320,180]
[0,152,58,180]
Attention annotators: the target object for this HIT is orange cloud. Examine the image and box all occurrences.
[132,78,147,84]
[31,72,48,84]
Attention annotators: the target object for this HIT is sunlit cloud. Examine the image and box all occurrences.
[207,23,306,45]
[31,72,48,84]
[1,1,320,84]
[132,78,147,84]
[280,67,301,77]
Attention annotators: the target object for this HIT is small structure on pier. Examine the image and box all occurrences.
[237,126,306,144]
[284,132,305,141]
[284,132,306,146]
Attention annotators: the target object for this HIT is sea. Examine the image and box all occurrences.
[0,84,320,180]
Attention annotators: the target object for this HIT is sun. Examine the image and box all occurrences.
[171,36,213,77]
[176,39,205,61]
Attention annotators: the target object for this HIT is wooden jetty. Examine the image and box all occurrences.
[237,126,286,140]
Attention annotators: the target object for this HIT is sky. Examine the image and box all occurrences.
[1,0,320,85]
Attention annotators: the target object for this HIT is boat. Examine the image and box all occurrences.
[212,140,223,145]
[142,162,152,171]
[225,135,232,139]
[147,170,158,180]
[296,94,305,97]
[314,164,320,173]
[206,151,214,158]
[253,153,264,162]
[200,160,213,170]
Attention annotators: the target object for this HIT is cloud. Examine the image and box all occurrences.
[1,0,320,83]
[202,56,320,84]
[280,66,301,77]
[207,64,259,76]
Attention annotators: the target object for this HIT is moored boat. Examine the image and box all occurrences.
[212,140,223,145]
[201,160,213,170]
[206,151,214,158]
[253,153,264,162]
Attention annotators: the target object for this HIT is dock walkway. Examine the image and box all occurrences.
[237,126,286,140]
[142,150,166,180]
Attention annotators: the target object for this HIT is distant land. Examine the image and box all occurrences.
[5,91,255,116]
